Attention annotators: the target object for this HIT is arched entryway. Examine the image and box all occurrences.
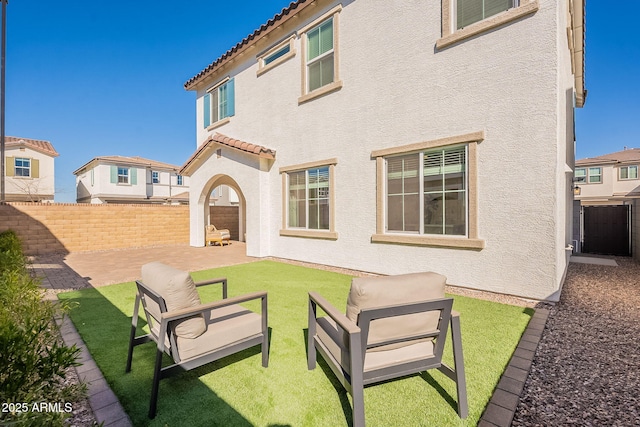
[199,174,247,243]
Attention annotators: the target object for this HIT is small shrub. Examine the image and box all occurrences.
[0,230,85,426]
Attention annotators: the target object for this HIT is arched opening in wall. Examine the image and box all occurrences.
[200,175,246,245]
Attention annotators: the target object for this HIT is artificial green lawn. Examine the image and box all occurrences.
[58,260,532,427]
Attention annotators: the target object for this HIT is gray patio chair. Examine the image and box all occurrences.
[125,262,268,419]
[307,272,467,427]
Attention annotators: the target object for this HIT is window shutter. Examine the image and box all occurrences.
[227,78,235,117]
[6,157,14,176]
[110,165,117,183]
[203,93,211,128]
[31,159,40,178]
[131,168,137,185]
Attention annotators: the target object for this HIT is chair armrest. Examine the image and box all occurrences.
[194,277,227,287]
[194,277,228,299]
[161,291,268,322]
[309,291,359,335]
[452,310,460,318]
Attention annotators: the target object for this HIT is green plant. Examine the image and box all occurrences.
[0,230,84,427]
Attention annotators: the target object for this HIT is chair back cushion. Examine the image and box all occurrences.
[141,262,206,339]
[346,272,446,351]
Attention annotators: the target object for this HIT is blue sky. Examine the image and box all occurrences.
[4,1,639,202]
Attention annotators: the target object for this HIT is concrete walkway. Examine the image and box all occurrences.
[33,242,549,426]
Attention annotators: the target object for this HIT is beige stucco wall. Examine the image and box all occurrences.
[0,203,189,255]
[188,0,578,300]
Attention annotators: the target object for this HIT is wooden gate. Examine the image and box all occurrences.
[582,205,630,256]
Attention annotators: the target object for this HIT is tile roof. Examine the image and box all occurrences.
[576,148,640,166]
[5,136,59,157]
[184,0,312,90]
[180,133,276,175]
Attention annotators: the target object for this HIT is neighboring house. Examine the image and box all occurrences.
[210,185,239,206]
[573,148,640,257]
[4,136,58,202]
[180,0,586,301]
[73,156,189,204]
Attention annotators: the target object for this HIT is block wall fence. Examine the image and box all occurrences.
[0,202,239,255]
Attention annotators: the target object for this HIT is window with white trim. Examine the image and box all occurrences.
[306,19,334,93]
[288,166,330,230]
[152,171,159,184]
[177,175,183,186]
[456,0,518,29]
[14,158,31,177]
[387,146,467,236]
[619,165,638,180]
[575,167,602,184]
[204,78,235,128]
[280,158,337,239]
[118,167,129,184]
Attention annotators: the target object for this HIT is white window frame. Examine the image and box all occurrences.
[257,36,296,76]
[204,77,233,129]
[152,171,160,184]
[619,165,638,181]
[14,157,31,177]
[280,158,338,240]
[298,5,343,104]
[575,167,602,184]
[176,175,183,186]
[117,167,129,185]
[372,132,485,249]
[385,146,468,236]
[437,0,539,50]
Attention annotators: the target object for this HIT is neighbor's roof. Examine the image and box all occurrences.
[184,0,313,90]
[6,136,59,157]
[73,156,180,175]
[180,133,276,176]
[576,148,640,166]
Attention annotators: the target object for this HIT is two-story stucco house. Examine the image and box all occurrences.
[4,136,58,202]
[73,156,189,204]
[180,0,586,300]
[573,148,640,258]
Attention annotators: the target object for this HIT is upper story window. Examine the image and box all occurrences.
[176,175,183,186]
[307,19,334,93]
[204,78,235,128]
[437,0,538,50]
[152,171,160,184]
[257,37,296,76]
[298,5,343,104]
[575,167,602,184]
[456,0,517,29]
[14,158,31,177]
[619,165,638,180]
[110,165,137,185]
[118,167,129,184]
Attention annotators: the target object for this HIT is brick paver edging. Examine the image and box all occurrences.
[478,308,550,427]
[57,315,133,427]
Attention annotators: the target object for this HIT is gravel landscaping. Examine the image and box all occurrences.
[513,257,640,427]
